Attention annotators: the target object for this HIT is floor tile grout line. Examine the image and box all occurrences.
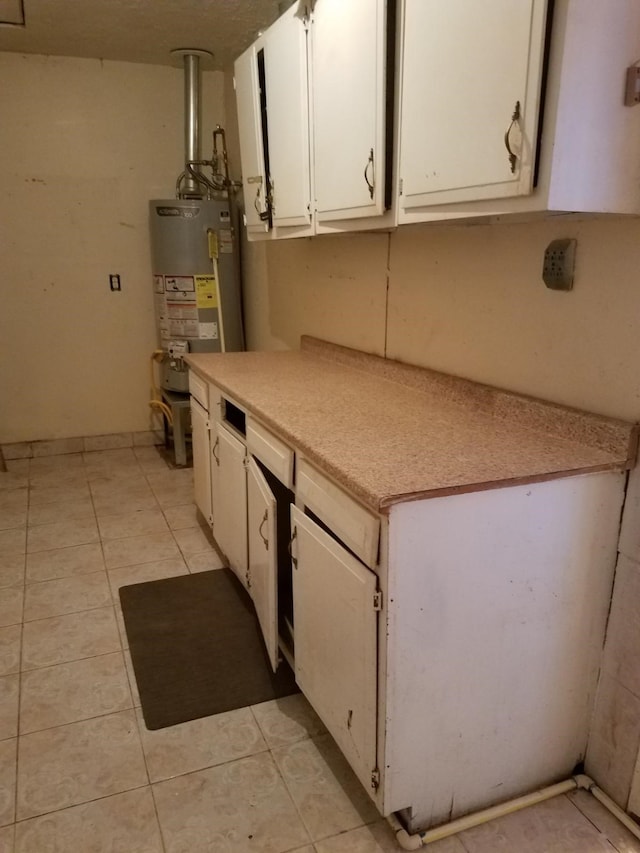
[268,736,317,846]
[148,780,170,853]
[21,598,115,626]
[23,566,108,590]
[132,708,169,853]
[18,694,136,739]
[148,743,273,788]
[564,791,628,852]
[21,607,121,674]
[13,781,153,828]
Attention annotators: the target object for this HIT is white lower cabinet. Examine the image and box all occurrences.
[291,506,379,794]
[192,374,626,832]
[291,464,624,830]
[247,457,279,672]
[190,397,212,525]
[214,424,248,591]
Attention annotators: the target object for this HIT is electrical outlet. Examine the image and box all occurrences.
[109,274,121,291]
[542,239,576,291]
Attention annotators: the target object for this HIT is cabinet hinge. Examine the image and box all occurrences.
[399,178,403,196]
[288,527,298,568]
[371,767,380,790]
[242,456,249,470]
[373,591,382,611]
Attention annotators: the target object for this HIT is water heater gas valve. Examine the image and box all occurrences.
[167,340,190,358]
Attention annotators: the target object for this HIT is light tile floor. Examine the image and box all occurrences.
[1,447,640,852]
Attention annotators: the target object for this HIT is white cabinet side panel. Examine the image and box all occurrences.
[546,0,640,213]
[383,474,624,828]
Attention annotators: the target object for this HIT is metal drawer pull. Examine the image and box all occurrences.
[212,436,220,466]
[504,100,521,174]
[364,148,375,199]
[258,510,269,550]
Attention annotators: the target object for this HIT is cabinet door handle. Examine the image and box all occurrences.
[504,100,521,174]
[212,436,220,466]
[258,510,269,551]
[364,148,375,199]
[288,527,298,568]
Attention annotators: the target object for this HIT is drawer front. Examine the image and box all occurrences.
[247,418,294,489]
[296,460,379,568]
[188,371,208,410]
[209,384,222,420]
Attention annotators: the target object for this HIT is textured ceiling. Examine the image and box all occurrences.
[0,0,282,69]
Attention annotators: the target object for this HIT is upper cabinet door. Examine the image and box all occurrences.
[234,42,270,234]
[311,0,388,221]
[399,0,548,211]
[247,458,279,672]
[264,6,312,230]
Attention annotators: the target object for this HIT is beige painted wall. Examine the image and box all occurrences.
[249,216,640,422]
[0,52,225,443]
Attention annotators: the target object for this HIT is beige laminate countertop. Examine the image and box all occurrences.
[185,337,638,513]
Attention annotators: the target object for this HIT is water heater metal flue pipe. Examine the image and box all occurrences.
[184,52,200,197]
[170,47,213,198]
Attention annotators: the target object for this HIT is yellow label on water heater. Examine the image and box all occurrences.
[195,274,218,309]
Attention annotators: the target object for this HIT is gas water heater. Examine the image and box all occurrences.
[149,49,244,393]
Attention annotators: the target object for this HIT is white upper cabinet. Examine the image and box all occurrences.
[234,0,393,239]
[310,0,389,224]
[398,0,640,223]
[399,0,548,210]
[264,5,312,232]
[234,42,270,235]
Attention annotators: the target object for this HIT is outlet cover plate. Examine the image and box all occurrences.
[542,238,576,291]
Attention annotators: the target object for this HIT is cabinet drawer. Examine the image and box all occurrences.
[296,460,379,568]
[247,418,294,489]
[188,372,208,410]
[208,384,222,420]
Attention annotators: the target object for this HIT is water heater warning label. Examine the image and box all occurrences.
[195,275,218,309]
[199,322,219,340]
[165,276,195,293]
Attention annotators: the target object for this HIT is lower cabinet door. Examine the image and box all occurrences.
[215,424,248,590]
[291,505,378,795]
[247,457,278,671]
[190,398,212,525]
